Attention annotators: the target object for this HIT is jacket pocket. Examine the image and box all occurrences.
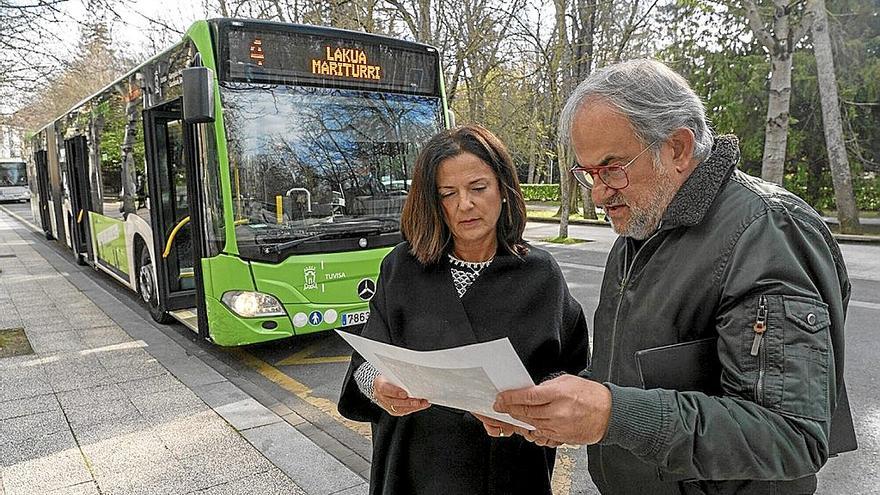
[761,295,831,421]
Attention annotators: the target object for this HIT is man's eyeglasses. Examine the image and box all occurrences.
[569,141,658,190]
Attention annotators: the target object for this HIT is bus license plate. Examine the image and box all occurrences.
[341,310,370,327]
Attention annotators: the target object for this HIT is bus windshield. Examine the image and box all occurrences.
[0,161,27,187]
[221,83,443,257]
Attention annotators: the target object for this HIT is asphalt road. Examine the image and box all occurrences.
[6,200,878,494]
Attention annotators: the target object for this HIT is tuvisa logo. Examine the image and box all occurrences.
[303,266,317,291]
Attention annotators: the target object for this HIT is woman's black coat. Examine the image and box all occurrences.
[338,242,590,495]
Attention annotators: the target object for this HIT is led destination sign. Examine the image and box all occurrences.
[226,29,437,95]
[312,46,382,81]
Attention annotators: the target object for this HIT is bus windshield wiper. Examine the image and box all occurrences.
[262,232,326,254]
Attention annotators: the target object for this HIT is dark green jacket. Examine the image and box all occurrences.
[587,135,855,494]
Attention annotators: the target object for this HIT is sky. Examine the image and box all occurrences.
[56,0,212,58]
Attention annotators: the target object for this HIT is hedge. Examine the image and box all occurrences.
[521,183,560,202]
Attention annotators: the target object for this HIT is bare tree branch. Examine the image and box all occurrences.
[741,0,778,51]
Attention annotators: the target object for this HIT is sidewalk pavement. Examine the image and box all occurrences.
[0,210,367,495]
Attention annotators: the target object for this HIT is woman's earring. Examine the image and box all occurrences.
[502,198,507,203]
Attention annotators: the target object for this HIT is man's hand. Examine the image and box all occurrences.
[373,375,430,416]
[493,374,612,445]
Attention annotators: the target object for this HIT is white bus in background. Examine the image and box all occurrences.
[0,158,29,202]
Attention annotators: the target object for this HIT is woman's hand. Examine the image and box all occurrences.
[373,375,430,416]
[472,413,563,447]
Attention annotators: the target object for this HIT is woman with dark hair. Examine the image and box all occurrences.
[338,124,589,495]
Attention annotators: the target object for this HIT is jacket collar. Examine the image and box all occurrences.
[660,134,740,229]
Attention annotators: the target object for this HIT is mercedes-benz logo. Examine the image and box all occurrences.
[357,278,376,300]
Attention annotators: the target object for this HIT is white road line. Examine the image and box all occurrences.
[850,300,880,311]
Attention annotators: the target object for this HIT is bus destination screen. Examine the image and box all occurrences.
[226,29,438,95]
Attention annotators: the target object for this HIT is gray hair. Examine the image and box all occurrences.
[559,59,714,162]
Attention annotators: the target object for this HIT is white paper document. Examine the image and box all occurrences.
[336,331,536,430]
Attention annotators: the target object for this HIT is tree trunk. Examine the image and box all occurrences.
[553,0,571,238]
[761,52,793,185]
[557,146,571,238]
[742,0,812,186]
[810,0,861,233]
[527,90,539,183]
[581,186,596,219]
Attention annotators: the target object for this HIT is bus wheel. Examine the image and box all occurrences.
[138,247,171,323]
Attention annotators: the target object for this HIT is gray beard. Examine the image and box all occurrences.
[610,162,678,240]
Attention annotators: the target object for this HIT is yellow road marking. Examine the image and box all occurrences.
[229,348,371,438]
[275,341,351,366]
[551,445,579,495]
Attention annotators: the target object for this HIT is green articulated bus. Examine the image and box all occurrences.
[28,19,450,346]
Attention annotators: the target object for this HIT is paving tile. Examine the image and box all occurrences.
[43,355,113,392]
[180,447,275,491]
[329,484,369,495]
[129,387,209,423]
[194,469,306,495]
[281,412,307,427]
[46,481,101,494]
[19,323,77,336]
[18,313,68,328]
[153,411,254,460]
[64,398,141,431]
[56,384,127,410]
[191,380,250,409]
[0,393,59,421]
[77,325,131,347]
[1,445,92,495]
[117,372,186,397]
[0,409,68,446]
[26,330,90,354]
[96,346,166,381]
[72,409,152,447]
[1,428,78,468]
[160,354,227,389]
[194,381,281,431]
[67,314,116,331]
[337,453,371,478]
[241,422,363,495]
[81,430,172,476]
[92,458,199,495]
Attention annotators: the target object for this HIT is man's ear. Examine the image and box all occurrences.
[668,128,697,174]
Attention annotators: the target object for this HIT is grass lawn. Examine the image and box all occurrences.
[543,236,590,244]
[526,206,608,223]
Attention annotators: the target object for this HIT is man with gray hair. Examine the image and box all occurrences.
[479,59,856,493]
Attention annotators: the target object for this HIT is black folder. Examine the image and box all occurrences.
[634,337,721,395]
[633,336,857,455]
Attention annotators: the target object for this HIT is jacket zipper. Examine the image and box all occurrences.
[606,226,663,383]
[600,227,664,489]
[751,295,768,405]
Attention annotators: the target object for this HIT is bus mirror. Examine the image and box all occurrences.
[182,67,215,124]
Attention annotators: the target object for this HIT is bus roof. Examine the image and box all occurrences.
[31,19,437,136]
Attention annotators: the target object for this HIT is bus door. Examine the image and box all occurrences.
[64,136,93,264]
[34,150,53,238]
[143,101,208,337]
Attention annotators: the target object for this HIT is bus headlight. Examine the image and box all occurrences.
[221,291,286,318]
